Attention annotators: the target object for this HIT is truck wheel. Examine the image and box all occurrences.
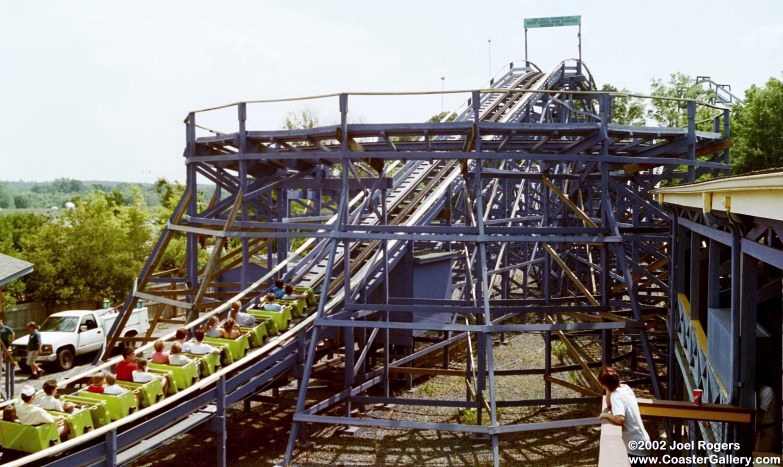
[57,348,75,371]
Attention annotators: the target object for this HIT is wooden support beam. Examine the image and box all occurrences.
[541,175,598,228]
[135,292,193,310]
[611,257,669,294]
[637,398,752,423]
[543,375,601,397]
[389,367,463,377]
[544,315,603,392]
[193,191,245,307]
[543,243,600,306]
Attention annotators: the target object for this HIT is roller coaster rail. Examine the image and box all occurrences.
[3,58,734,467]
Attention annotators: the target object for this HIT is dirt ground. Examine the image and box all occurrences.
[130,332,603,467]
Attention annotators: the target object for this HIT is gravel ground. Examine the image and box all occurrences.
[130,332,602,466]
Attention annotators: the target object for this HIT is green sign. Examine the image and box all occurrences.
[524,16,581,29]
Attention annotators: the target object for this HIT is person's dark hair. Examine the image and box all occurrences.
[3,406,17,422]
[175,328,188,340]
[285,284,294,295]
[275,279,284,288]
[21,393,33,403]
[598,367,620,391]
[43,380,58,395]
[136,358,148,370]
[122,346,135,359]
[27,321,37,329]
[194,329,206,342]
[222,318,235,332]
[266,293,276,303]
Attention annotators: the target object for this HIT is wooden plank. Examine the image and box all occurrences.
[543,375,601,397]
[389,367,464,377]
[543,244,600,306]
[544,315,603,392]
[541,176,598,228]
[637,398,752,423]
[599,399,631,467]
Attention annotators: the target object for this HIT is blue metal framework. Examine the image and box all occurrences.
[664,202,783,459]
[91,59,732,466]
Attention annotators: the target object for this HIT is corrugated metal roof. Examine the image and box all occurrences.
[0,253,34,287]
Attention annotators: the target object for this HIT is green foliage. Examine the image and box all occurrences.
[284,108,319,130]
[647,73,717,130]
[730,77,783,175]
[601,84,646,126]
[21,191,153,308]
[551,340,568,364]
[426,112,457,123]
[0,213,46,255]
[0,213,47,306]
[0,182,12,209]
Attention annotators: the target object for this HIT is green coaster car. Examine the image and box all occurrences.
[249,309,290,332]
[76,389,137,421]
[148,367,177,394]
[47,406,94,437]
[0,420,60,452]
[150,360,200,391]
[61,395,112,427]
[239,323,268,348]
[184,351,221,377]
[117,378,165,408]
[278,297,306,317]
[205,334,250,361]
[257,316,279,336]
[294,286,317,307]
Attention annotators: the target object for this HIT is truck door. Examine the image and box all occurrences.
[78,314,104,353]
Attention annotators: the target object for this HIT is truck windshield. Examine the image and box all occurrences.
[39,317,79,332]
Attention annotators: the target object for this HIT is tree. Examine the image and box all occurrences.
[153,178,185,213]
[601,84,646,126]
[0,212,46,306]
[284,108,319,130]
[426,112,457,123]
[730,77,783,175]
[21,191,152,308]
[0,182,12,209]
[13,194,31,209]
[648,73,717,130]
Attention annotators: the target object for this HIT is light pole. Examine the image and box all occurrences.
[440,76,445,114]
[488,39,492,79]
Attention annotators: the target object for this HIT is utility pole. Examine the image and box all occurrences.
[440,76,445,113]
[488,39,492,79]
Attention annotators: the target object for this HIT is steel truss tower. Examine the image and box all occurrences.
[104,59,730,466]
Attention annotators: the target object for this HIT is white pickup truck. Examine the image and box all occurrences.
[11,307,149,371]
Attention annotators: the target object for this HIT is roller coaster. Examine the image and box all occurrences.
[2,58,731,467]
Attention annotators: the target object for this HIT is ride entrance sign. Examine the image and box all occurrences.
[523,15,582,63]
[524,16,581,29]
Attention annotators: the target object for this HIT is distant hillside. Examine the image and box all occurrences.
[0,178,214,210]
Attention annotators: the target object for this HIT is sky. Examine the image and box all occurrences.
[2,0,782,183]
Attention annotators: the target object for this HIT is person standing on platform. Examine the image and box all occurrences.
[26,322,43,380]
[0,318,14,377]
[598,366,650,461]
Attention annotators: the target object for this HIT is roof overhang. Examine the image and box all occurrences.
[652,171,783,222]
[0,253,34,287]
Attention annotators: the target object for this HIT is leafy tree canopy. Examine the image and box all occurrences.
[730,77,783,175]
[21,190,152,307]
